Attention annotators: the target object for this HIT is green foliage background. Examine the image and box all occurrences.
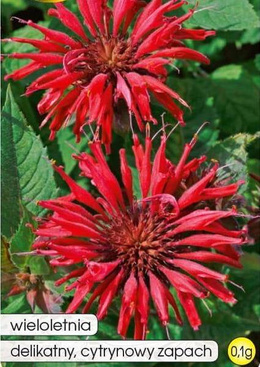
[1,1,260,366]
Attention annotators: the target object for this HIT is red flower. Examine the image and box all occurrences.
[31,133,248,339]
[4,0,214,151]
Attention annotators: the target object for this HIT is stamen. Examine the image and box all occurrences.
[10,16,27,24]
[161,112,166,133]
[165,325,171,340]
[129,112,135,136]
[81,126,91,141]
[151,123,173,141]
[171,64,181,74]
[13,251,37,256]
[190,121,209,146]
[167,121,180,140]
[202,299,212,317]
[94,126,100,141]
[146,123,150,139]
[228,280,245,293]
[88,123,95,140]
[65,141,81,154]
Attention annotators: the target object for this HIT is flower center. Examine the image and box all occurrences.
[98,202,178,274]
[64,37,136,83]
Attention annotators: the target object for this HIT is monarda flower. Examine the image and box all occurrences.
[31,133,248,339]
[5,272,62,313]
[4,0,214,151]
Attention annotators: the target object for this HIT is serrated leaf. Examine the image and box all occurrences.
[28,256,50,275]
[210,65,260,136]
[1,236,17,273]
[10,206,35,269]
[207,133,259,193]
[2,85,57,226]
[1,96,21,238]
[245,158,260,207]
[185,0,260,31]
[2,293,32,314]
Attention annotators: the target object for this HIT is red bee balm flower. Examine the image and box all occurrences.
[32,134,248,339]
[4,0,214,150]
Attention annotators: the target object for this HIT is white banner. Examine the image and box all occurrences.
[1,340,218,362]
[0,315,98,336]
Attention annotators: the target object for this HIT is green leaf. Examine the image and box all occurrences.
[185,0,260,31]
[27,256,50,275]
[255,54,260,71]
[1,236,17,274]
[167,77,220,158]
[210,65,260,136]
[1,99,21,238]
[245,158,260,207]
[2,85,57,227]
[207,133,259,193]
[2,293,32,314]
[10,206,35,269]
[57,126,88,175]
[34,363,77,367]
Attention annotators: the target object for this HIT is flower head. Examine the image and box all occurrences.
[5,272,62,313]
[4,0,214,151]
[31,133,248,339]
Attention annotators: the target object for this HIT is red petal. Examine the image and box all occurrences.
[169,209,236,236]
[97,269,124,319]
[143,75,189,107]
[8,52,63,66]
[66,281,93,313]
[49,3,88,41]
[136,275,150,329]
[113,0,137,36]
[119,149,134,204]
[174,29,216,41]
[124,72,156,123]
[4,61,40,81]
[87,74,108,122]
[55,268,85,286]
[118,272,138,337]
[178,164,218,209]
[25,19,81,48]
[149,271,169,325]
[54,165,104,214]
[132,0,182,44]
[171,259,228,282]
[4,37,67,53]
[132,0,162,42]
[174,234,245,248]
[177,292,201,330]
[160,267,207,298]
[116,72,133,110]
[77,0,97,36]
[87,260,120,281]
[152,90,185,125]
[152,47,210,65]
[175,251,242,268]
[199,181,243,201]
[86,0,105,34]
[198,278,236,304]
